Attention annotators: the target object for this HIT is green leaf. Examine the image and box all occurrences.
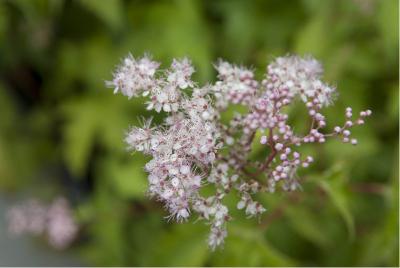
[317,166,355,240]
[125,0,213,82]
[285,206,331,248]
[210,224,296,266]
[356,158,399,266]
[61,96,100,177]
[103,157,148,200]
[61,92,137,177]
[376,0,399,61]
[387,84,399,121]
[147,224,209,266]
[82,178,128,266]
[295,8,330,58]
[78,0,123,30]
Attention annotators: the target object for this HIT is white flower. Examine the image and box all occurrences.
[237,200,246,210]
[267,55,335,106]
[212,60,258,108]
[106,54,160,98]
[208,225,227,250]
[167,58,195,89]
[125,119,154,154]
[245,201,266,217]
[214,204,228,220]
[180,165,191,175]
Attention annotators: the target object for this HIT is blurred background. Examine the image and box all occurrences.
[0,0,398,266]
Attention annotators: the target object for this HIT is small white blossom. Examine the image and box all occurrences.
[208,225,227,250]
[167,58,195,89]
[213,60,258,108]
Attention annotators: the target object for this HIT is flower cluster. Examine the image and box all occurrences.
[213,60,258,108]
[6,197,78,250]
[107,54,371,250]
[106,54,160,99]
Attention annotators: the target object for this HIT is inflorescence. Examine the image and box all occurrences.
[106,54,371,250]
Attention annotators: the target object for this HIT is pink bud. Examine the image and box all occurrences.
[275,143,284,151]
[260,135,268,144]
[345,121,353,127]
[357,119,364,125]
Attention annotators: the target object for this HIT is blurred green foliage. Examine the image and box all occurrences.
[0,0,398,266]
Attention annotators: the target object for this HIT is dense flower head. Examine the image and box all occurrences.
[266,55,335,106]
[106,54,160,99]
[168,58,195,89]
[107,53,371,250]
[213,60,258,108]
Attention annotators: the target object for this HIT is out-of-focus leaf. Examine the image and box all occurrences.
[376,0,398,61]
[295,7,330,58]
[210,224,296,266]
[317,165,355,240]
[12,0,64,15]
[127,213,165,266]
[146,224,209,266]
[101,157,148,200]
[215,1,258,60]
[0,83,52,189]
[125,0,213,82]
[82,178,128,266]
[78,0,123,30]
[54,35,121,92]
[61,96,100,177]
[356,152,399,266]
[387,84,399,121]
[80,36,121,88]
[285,206,331,248]
[61,92,137,177]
